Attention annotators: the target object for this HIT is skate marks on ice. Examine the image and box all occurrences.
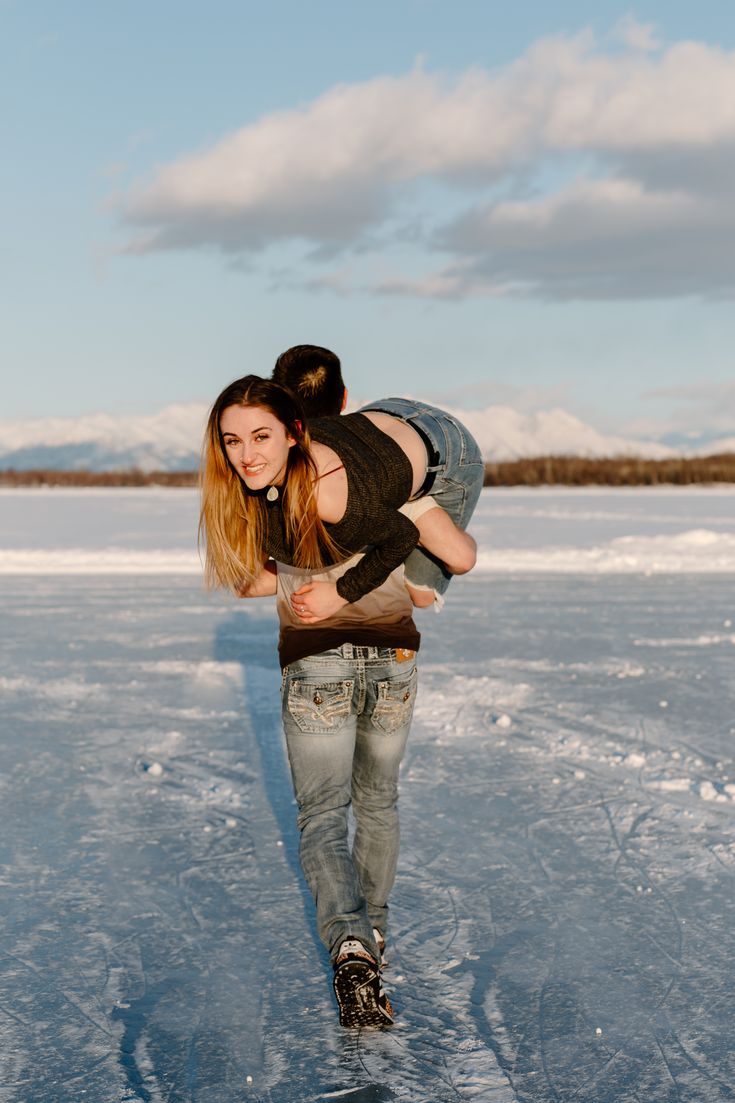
[0,578,492,1103]
[2,571,734,1100]
[397,779,735,1103]
[0,577,294,1102]
[0,576,509,1103]
[396,573,735,1103]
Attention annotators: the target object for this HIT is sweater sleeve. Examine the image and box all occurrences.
[334,509,419,603]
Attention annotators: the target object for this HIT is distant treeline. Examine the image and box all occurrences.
[0,469,199,487]
[483,453,735,486]
[1,454,734,487]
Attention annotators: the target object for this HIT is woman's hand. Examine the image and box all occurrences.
[291,581,348,623]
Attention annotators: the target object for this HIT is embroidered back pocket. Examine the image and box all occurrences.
[287,679,354,733]
[371,666,417,734]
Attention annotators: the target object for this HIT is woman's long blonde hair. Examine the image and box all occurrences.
[199,375,344,591]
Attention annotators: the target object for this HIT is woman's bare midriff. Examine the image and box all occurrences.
[360,411,428,497]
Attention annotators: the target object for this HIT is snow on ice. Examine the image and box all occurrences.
[0,486,734,1102]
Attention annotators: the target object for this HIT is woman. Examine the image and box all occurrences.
[200,375,483,617]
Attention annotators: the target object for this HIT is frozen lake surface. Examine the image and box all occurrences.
[1,488,734,1101]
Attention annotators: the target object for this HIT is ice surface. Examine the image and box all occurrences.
[0,488,734,1101]
[3,486,735,574]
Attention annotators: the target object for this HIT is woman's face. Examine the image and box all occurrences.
[220,404,296,490]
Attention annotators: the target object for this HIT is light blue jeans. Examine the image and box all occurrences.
[281,644,417,963]
[360,397,485,596]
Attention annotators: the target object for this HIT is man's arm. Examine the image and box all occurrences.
[237,560,277,598]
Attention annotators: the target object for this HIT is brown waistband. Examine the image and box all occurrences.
[278,621,420,669]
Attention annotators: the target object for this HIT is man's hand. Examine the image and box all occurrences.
[291,581,348,623]
[237,560,277,598]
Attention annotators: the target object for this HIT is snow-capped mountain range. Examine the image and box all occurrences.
[0,404,207,473]
[0,402,730,472]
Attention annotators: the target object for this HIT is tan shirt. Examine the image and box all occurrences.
[276,553,420,668]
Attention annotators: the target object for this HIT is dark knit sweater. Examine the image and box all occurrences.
[263,413,420,604]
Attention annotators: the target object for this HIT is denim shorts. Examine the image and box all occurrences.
[359,397,485,595]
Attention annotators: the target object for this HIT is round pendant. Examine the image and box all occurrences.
[266,485,279,502]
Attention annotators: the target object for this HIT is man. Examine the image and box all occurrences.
[276,555,418,1028]
[242,549,418,1031]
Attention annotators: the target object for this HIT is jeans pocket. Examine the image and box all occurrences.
[286,678,353,733]
[371,666,418,734]
[440,464,484,519]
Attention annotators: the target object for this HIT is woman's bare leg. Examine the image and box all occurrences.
[400,497,477,576]
[415,506,477,574]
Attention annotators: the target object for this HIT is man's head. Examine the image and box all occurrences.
[272,344,346,418]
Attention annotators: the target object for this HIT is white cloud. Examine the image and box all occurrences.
[646,380,735,408]
[375,268,515,300]
[424,177,735,299]
[622,381,735,443]
[613,16,662,54]
[427,381,577,413]
[118,30,735,300]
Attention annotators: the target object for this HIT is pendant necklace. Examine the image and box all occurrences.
[266,464,343,503]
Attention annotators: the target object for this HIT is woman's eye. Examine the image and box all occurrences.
[255,434,269,442]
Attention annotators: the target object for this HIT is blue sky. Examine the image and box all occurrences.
[3,0,735,444]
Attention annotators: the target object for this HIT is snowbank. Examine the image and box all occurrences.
[2,529,735,574]
[0,549,202,574]
[475,530,735,574]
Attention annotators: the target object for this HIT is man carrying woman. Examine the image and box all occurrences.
[199,348,483,1028]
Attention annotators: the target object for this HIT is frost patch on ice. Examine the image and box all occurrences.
[643,777,733,803]
[145,660,244,686]
[414,674,533,739]
[699,781,730,803]
[613,663,646,679]
[634,635,735,648]
[0,548,201,574]
[158,705,241,721]
[493,656,649,679]
[648,778,692,793]
[0,674,103,700]
[485,504,735,526]
[475,530,735,573]
[142,729,186,755]
[711,843,735,866]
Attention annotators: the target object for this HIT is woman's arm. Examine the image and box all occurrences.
[335,510,419,603]
[293,509,420,621]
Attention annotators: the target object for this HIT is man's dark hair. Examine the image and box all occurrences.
[272,344,345,418]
